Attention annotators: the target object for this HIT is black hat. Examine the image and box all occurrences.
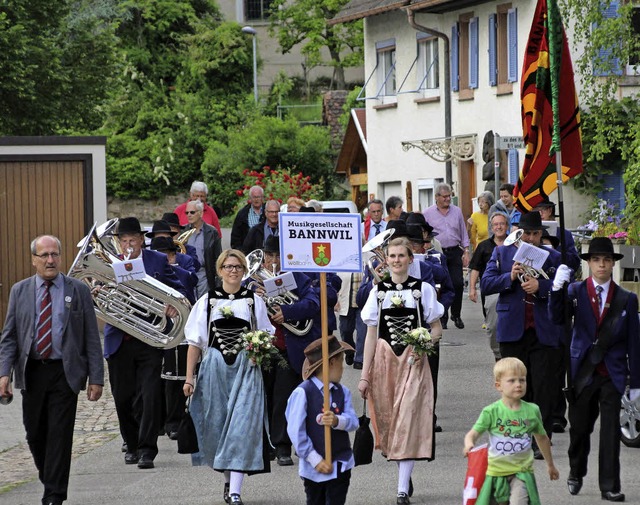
[399,211,409,222]
[579,237,624,261]
[301,335,354,380]
[162,212,184,230]
[299,206,315,213]
[407,224,427,243]
[533,200,556,217]
[386,220,409,238]
[113,217,144,236]
[263,235,280,254]
[541,230,560,249]
[150,236,178,253]
[146,220,178,238]
[405,213,438,237]
[517,212,548,231]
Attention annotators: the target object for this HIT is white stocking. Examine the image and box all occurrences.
[397,460,415,495]
[229,471,245,496]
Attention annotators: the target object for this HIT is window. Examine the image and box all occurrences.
[245,0,273,22]
[376,39,397,103]
[628,6,640,75]
[418,178,444,209]
[451,13,477,98]
[489,6,518,91]
[417,36,439,96]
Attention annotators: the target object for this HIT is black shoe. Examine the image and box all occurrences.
[453,317,465,329]
[442,322,448,330]
[345,351,354,365]
[567,477,583,495]
[124,452,139,464]
[602,491,625,502]
[397,492,410,504]
[167,430,178,440]
[533,447,544,460]
[353,362,363,370]
[229,493,244,505]
[223,483,230,503]
[137,455,154,469]
[121,442,128,453]
[552,422,566,433]
[435,424,442,433]
[408,478,414,497]
[277,455,294,466]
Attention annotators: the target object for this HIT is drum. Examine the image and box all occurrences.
[162,342,188,380]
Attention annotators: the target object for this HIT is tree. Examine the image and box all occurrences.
[268,0,363,90]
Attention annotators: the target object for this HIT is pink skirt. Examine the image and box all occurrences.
[368,339,434,460]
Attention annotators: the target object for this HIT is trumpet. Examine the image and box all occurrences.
[504,229,550,282]
[243,249,313,336]
[362,228,395,283]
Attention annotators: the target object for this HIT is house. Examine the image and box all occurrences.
[330,0,639,226]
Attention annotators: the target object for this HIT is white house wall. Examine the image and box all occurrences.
[362,3,590,227]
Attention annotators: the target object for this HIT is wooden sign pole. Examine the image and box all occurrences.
[319,272,332,464]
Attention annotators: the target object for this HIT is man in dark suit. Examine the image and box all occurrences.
[185,199,222,297]
[241,199,280,254]
[103,217,187,470]
[0,235,104,505]
[550,237,639,502]
[231,185,265,249]
[481,211,563,454]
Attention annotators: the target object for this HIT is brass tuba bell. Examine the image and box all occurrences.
[362,228,395,283]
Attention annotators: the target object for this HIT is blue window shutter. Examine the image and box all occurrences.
[470,17,479,88]
[488,14,498,86]
[451,23,459,91]
[507,8,518,82]
[598,170,625,211]
[508,149,519,184]
[594,1,622,76]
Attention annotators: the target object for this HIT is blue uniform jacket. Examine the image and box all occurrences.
[549,280,640,395]
[480,243,563,347]
[104,249,188,358]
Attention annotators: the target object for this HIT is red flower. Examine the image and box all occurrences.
[236,190,243,196]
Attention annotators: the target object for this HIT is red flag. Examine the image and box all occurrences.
[463,444,488,505]
[515,0,582,212]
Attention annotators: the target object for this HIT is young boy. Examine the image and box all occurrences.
[463,357,559,505]
[286,336,359,505]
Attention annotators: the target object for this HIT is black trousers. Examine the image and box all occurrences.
[499,328,561,436]
[107,338,163,459]
[164,379,186,433]
[568,374,622,493]
[303,469,351,505]
[443,248,464,319]
[23,359,78,505]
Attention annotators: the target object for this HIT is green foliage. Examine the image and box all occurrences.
[338,86,362,130]
[236,166,320,205]
[201,116,334,213]
[268,0,363,89]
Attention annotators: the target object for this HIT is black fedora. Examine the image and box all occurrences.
[113,217,144,236]
[263,234,280,254]
[162,212,184,230]
[386,220,409,238]
[533,200,556,217]
[150,236,178,253]
[517,212,548,231]
[407,224,427,243]
[405,213,438,237]
[146,220,177,238]
[301,335,354,380]
[579,237,624,261]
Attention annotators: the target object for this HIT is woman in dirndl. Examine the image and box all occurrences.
[358,237,444,505]
[183,249,274,505]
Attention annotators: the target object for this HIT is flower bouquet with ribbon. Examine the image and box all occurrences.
[398,327,436,365]
[241,330,286,370]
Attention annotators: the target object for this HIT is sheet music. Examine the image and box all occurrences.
[512,241,549,271]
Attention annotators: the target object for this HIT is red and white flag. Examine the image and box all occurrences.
[463,444,488,505]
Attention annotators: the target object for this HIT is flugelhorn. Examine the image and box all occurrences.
[243,249,313,336]
[68,220,192,349]
[362,228,395,283]
[174,227,196,254]
[503,229,550,282]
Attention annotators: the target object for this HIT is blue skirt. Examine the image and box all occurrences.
[190,348,267,472]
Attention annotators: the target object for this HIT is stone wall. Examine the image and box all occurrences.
[107,193,187,223]
[323,90,349,151]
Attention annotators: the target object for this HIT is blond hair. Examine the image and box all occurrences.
[216,249,248,275]
[493,357,527,381]
[385,237,414,258]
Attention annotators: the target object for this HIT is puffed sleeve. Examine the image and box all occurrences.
[184,294,210,350]
[420,282,444,323]
[360,284,380,326]
[254,295,276,334]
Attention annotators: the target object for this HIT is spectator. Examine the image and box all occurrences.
[286,197,305,212]
[242,199,280,254]
[231,185,265,249]
[467,191,494,249]
[174,181,222,236]
[385,196,404,222]
[362,199,386,242]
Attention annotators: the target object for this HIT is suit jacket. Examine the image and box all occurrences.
[480,243,563,347]
[104,248,188,358]
[549,280,640,395]
[231,203,264,249]
[0,274,104,394]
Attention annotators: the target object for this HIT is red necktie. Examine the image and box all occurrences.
[35,281,53,358]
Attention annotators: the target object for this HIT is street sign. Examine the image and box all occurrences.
[496,136,525,149]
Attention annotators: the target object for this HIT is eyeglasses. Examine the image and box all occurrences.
[33,252,61,259]
[221,264,244,272]
[437,194,452,199]
[185,210,199,215]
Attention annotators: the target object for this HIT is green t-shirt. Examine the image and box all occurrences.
[472,399,546,477]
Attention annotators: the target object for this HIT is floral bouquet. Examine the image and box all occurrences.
[398,327,436,365]
[241,330,284,370]
[220,306,234,319]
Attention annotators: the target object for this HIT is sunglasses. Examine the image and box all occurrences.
[185,210,199,215]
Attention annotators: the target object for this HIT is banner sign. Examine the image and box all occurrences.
[112,257,146,283]
[279,212,362,273]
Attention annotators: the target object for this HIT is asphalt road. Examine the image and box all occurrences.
[1,298,639,504]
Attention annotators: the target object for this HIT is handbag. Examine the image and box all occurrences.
[177,398,199,454]
[353,400,374,466]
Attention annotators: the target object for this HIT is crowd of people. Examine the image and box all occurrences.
[0,179,638,505]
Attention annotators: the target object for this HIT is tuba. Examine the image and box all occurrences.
[362,228,395,283]
[243,249,313,336]
[503,229,550,282]
[68,220,192,349]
